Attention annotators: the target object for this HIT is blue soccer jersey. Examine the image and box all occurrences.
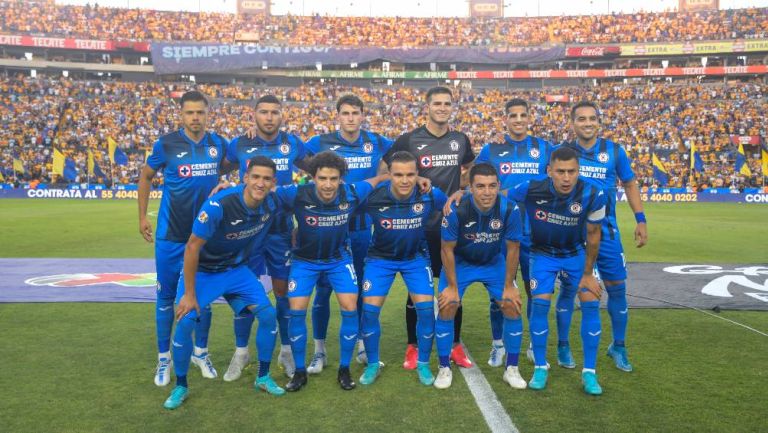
[275,181,374,262]
[475,135,552,191]
[147,129,228,242]
[191,185,280,273]
[441,195,522,265]
[509,178,607,258]
[365,182,447,261]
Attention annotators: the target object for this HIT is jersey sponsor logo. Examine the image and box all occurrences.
[569,202,583,215]
[498,151,510,157]
[288,279,297,292]
[464,221,477,228]
[363,142,373,154]
[230,219,243,226]
[412,203,424,214]
[197,211,209,223]
[179,162,218,178]
[246,147,258,154]
[416,144,428,150]
[178,164,192,178]
[490,219,502,230]
[441,216,449,228]
[24,272,156,288]
[382,217,422,230]
[537,209,578,226]
[534,209,547,221]
[176,151,188,158]
[339,202,349,211]
[207,146,218,158]
[363,280,372,292]
[279,144,290,155]
[380,219,393,229]
[225,223,267,240]
[598,152,609,163]
[500,162,512,175]
[305,216,318,226]
[419,155,433,168]
[467,231,501,244]
[449,140,459,151]
[530,148,541,159]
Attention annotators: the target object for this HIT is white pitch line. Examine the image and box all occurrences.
[458,347,520,433]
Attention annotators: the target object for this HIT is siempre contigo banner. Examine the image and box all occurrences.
[150,43,565,74]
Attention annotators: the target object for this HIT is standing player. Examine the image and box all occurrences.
[473,98,553,367]
[384,86,475,370]
[359,151,447,386]
[138,90,226,386]
[556,101,648,372]
[508,147,607,395]
[163,156,285,409]
[303,95,392,373]
[435,163,524,389]
[221,95,308,381]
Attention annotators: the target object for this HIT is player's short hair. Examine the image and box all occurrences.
[307,151,347,178]
[387,151,417,170]
[505,98,529,113]
[246,155,277,174]
[336,94,364,112]
[180,90,208,107]
[425,86,453,103]
[570,100,600,120]
[255,94,281,109]
[550,146,579,164]
[469,163,499,184]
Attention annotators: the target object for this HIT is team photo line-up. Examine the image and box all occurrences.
[136,86,647,410]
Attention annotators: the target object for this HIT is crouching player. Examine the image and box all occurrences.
[435,163,526,390]
[359,151,447,386]
[163,156,285,410]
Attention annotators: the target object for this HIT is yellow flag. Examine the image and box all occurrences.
[52,149,65,175]
[0,170,5,182]
[88,150,96,176]
[108,137,118,164]
[13,158,25,174]
[762,144,768,178]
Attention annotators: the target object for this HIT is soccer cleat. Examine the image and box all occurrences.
[191,352,218,379]
[307,352,326,375]
[278,348,296,378]
[582,371,603,395]
[450,343,473,368]
[528,366,549,390]
[356,340,368,364]
[285,371,307,392]
[359,363,381,385]
[557,345,576,369]
[416,362,434,386]
[337,367,356,390]
[163,386,188,410]
[223,351,250,382]
[255,374,286,396]
[402,344,418,370]
[154,357,173,387]
[488,344,506,367]
[502,366,527,389]
[433,366,453,389]
[607,344,633,372]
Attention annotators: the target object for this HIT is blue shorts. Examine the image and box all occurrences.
[362,256,434,298]
[247,254,273,293]
[529,251,585,296]
[264,231,291,281]
[596,234,627,281]
[287,255,359,298]
[155,239,185,300]
[175,265,272,319]
[437,255,506,301]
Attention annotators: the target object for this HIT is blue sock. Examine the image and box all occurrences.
[275,295,290,346]
[606,282,628,346]
[258,361,271,378]
[172,315,196,379]
[435,317,454,367]
[255,306,277,363]
[339,310,358,368]
[361,304,381,365]
[288,309,308,370]
[503,316,523,367]
[530,298,551,368]
[311,284,332,340]
[194,305,212,349]
[414,301,435,363]
[155,297,174,353]
[580,300,601,370]
[489,301,503,341]
[556,286,576,347]
[176,375,187,388]
[234,310,255,348]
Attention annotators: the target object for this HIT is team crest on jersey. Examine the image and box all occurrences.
[197,211,209,224]
[449,140,459,151]
[363,142,374,154]
[412,203,424,214]
[207,146,218,158]
[530,278,538,290]
[279,144,290,155]
[598,152,609,163]
[529,148,540,159]
[419,155,433,168]
[569,202,583,215]
[380,219,393,230]
[441,216,449,228]
[288,280,297,293]
[534,209,547,221]
[499,162,512,175]
[305,216,318,226]
[490,219,502,230]
[339,202,349,211]
[363,280,372,292]
[178,164,192,178]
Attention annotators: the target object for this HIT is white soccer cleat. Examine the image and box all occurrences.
[307,352,326,375]
[191,351,218,379]
[433,366,453,389]
[502,366,527,389]
[223,351,250,382]
[488,344,506,367]
[278,347,296,378]
[154,357,173,387]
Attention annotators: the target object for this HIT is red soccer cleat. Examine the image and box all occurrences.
[402,344,418,370]
[451,343,474,368]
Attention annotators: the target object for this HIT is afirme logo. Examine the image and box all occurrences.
[745,194,768,203]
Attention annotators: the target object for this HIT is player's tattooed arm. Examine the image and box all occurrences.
[177,235,205,320]
[623,179,647,248]
[137,165,158,243]
[579,222,603,298]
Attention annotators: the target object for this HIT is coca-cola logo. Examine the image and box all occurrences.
[566,46,620,57]
[581,47,605,56]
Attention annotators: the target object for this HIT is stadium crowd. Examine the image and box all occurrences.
[1,76,764,189]
[1,2,767,46]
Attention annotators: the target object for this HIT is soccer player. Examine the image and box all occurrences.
[220,95,308,381]
[508,147,607,395]
[384,86,475,370]
[276,151,389,391]
[473,98,553,368]
[359,151,447,386]
[138,90,226,386]
[303,94,393,373]
[163,156,285,409]
[434,163,525,390]
[556,101,648,372]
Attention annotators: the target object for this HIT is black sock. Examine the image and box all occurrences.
[406,296,417,345]
[453,305,463,343]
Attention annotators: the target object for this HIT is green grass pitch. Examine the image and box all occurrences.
[0,200,766,433]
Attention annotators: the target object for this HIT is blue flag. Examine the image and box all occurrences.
[652,153,669,186]
[64,157,77,181]
[735,143,752,176]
